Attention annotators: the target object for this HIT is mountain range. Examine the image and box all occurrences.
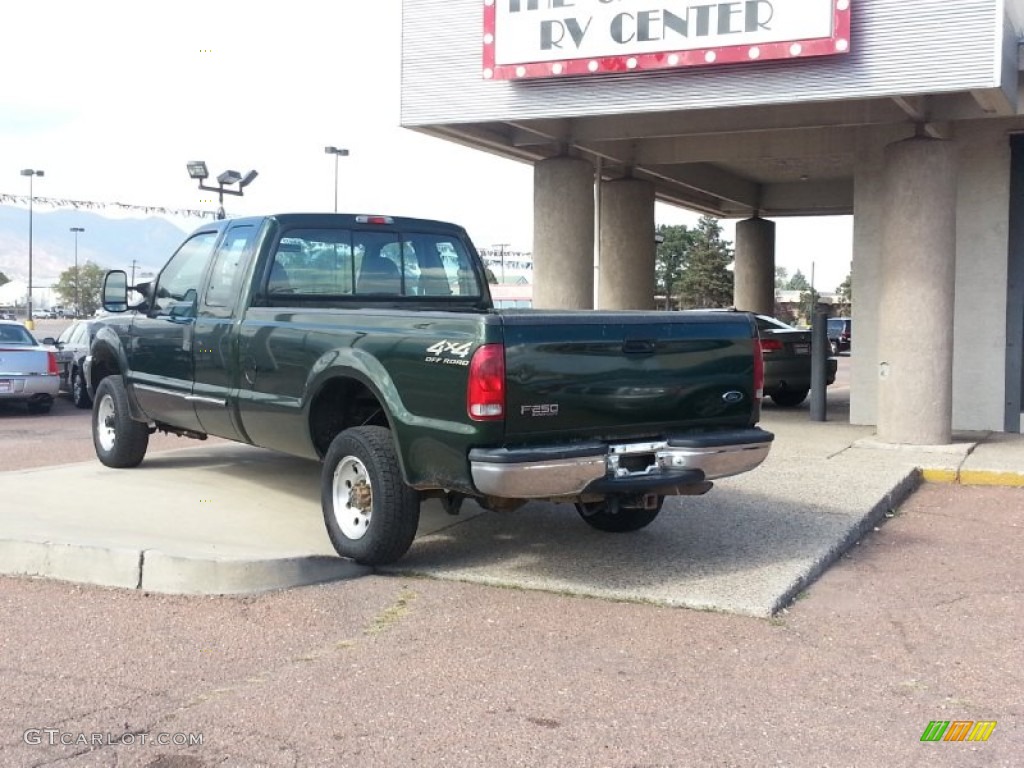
[0,205,189,284]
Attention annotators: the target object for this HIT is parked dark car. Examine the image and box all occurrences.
[827,317,852,355]
[755,314,838,407]
[53,320,100,408]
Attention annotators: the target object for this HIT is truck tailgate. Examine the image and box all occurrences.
[499,310,757,439]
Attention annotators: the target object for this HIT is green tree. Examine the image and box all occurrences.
[835,272,852,313]
[774,266,789,291]
[0,271,10,288]
[654,224,695,309]
[54,261,108,317]
[675,215,734,308]
[786,269,811,292]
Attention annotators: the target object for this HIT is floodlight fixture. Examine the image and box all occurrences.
[217,169,243,186]
[186,161,258,219]
[186,161,209,180]
[324,146,350,157]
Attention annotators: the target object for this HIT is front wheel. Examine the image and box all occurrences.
[321,426,420,565]
[576,497,663,533]
[71,369,92,409]
[92,377,149,468]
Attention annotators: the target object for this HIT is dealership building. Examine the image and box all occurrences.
[401,0,1024,442]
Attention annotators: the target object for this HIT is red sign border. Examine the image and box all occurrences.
[483,0,851,80]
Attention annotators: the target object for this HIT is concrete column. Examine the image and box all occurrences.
[734,217,776,315]
[598,178,656,309]
[850,137,886,427]
[877,137,957,444]
[533,157,594,309]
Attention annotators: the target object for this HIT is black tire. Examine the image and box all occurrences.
[27,401,52,415]
[92,377,149,468]
[576,497,663,533]
[71,368,92,409]
[321,426,420,565]
[770,388,809,407]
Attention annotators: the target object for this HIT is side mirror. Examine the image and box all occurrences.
[41,337,56,346]
[102,270,129,313]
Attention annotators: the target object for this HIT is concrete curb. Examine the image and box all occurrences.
[141,551,369,594]
[767,468,922,615]
[921,467,1024,486]
[0,538,366,595]
[0,538,142,590]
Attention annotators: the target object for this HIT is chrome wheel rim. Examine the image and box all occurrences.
[96,394,116,452]
[73,373,84,401]
[332,456,372,540]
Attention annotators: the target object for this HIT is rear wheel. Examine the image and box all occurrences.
[770,388,809,407]
[71,368,92,409]
[321,426,420,565]
[92,377,149,468]
[576,497,663,532]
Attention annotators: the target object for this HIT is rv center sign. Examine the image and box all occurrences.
[483,0,851,80]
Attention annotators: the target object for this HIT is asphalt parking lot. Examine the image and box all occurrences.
[1,348,1021,765]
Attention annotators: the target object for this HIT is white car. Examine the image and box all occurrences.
[0,320,60,414]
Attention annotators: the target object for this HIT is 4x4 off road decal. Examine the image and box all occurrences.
[424,340,473,366]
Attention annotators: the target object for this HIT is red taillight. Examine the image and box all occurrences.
[355,215,394,225]
[760,338,784,353]
[753,339,765,399]
[47,351,59,376]
[467,343,505,421]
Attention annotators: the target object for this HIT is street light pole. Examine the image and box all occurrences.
[492,243,510,284]
[20,169,44,329]
[324,146,349,213]
[70,227,85,317]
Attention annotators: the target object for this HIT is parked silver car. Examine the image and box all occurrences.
[0,320,60,414]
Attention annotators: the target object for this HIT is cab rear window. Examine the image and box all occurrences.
[264,228,482,300]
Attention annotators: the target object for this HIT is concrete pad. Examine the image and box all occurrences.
[959,432,1024,484]
[382,448,920,617]
[2,410,1021,615]
[0,443,483,595]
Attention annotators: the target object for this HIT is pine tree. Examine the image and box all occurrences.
[654,224,694,309]
[676,215,734,308]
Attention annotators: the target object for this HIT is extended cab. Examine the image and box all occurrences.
[87,214,773,565]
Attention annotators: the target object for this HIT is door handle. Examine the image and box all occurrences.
[622,339,656,355]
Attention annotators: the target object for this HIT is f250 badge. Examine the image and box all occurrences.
[424,340,472,366]
[521,404,559,417]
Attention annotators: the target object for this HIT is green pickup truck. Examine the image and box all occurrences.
[86,213,773,565]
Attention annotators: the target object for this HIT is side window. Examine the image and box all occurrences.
[57,325,76,345]
[152,232,219,318]
[206,225,256,309]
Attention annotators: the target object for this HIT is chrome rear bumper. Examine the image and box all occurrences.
[469,428,773,499]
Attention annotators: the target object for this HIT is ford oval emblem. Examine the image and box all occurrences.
[722,390,744,404]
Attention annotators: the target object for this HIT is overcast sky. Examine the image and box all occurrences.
[1,0,852,292]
